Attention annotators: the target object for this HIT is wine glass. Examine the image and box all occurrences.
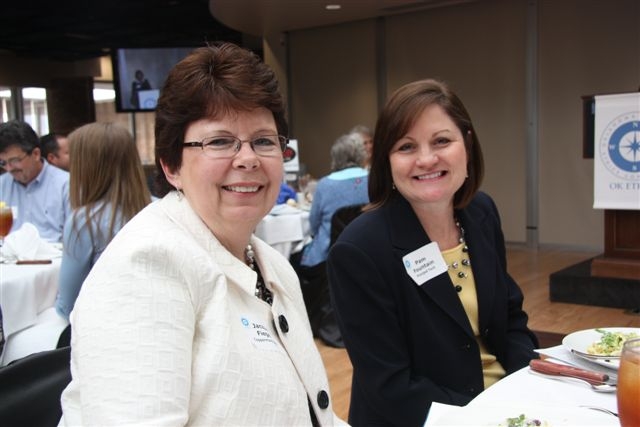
[0,203,13,245]
[617,337,640,427]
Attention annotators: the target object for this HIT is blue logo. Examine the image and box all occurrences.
[404,260,411,269]
[599,114,640,181]
[241,317,249,327]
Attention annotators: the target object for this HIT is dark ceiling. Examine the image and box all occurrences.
[0,0,244,62]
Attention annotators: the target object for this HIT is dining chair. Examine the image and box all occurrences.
[0,345,71,427]
[294,203,366,348]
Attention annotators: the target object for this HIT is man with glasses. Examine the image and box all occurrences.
[0,120,71,242]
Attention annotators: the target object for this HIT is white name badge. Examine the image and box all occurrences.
[240,315,285,353]
[402,242,448,286]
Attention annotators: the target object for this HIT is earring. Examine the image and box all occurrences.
[176,188,184,200]
[392,182,396,190]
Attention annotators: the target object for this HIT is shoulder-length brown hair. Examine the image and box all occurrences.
[68,122,151,245]
[154,42,288,195]
[368,79,484,210]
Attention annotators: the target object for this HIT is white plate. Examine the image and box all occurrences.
[562,327,640,369]
[426,402,617,426]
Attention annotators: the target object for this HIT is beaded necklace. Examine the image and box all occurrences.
[446,219,471,293]
[245,244,273,305]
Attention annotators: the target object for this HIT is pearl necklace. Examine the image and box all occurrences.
[448,219,470,293]
[245,244,273,305]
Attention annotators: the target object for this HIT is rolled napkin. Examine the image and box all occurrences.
[0,223,62,261]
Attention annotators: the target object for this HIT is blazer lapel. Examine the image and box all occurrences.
[387,196,474,338]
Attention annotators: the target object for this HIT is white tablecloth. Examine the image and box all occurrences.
[425,352,619,426]
[255,205,310,259]
[1,259,61,338]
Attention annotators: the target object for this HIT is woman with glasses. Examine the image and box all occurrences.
[59,43,347,426]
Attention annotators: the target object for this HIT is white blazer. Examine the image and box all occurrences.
[60,191,347,426]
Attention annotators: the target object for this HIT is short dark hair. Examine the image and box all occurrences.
[154,42,288,196]
[368,79,484,209]
[40,133,62,158]
[0,120,40,154]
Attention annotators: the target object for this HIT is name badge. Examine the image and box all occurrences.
[240,315,285,353]
[402,242,448,286]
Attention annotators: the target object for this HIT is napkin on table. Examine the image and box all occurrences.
[0,223,62,261]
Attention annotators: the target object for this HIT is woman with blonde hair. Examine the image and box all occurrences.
[55,122,151,320]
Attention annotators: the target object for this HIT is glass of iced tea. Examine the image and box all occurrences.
[617,337,640,427]
[0,203,13,243]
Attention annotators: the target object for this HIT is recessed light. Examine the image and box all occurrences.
[326,4,341,10]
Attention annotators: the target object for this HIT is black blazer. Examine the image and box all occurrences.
[327,192,538,427]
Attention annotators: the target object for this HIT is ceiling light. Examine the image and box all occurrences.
[325,4,341,10]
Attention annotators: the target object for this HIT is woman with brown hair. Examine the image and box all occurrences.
[328,79,538,426]
[55,122,151,320]
[59,43,346,426]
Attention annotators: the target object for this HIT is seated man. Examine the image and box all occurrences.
[39,133,70,171]
[0,120,71,242]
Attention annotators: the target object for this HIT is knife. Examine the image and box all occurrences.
[529,359,612,385]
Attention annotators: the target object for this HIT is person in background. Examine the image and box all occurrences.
[54,122,151,321]
[349,124,373,169]
[39,132,70,171]
[300,133,369,268]
[59,42,347,426]
[277,181,297,204]
[130,69,152,109]
[328,79,538,426]
[0,120,71,242]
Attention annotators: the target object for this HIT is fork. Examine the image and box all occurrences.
[580,406,618,417]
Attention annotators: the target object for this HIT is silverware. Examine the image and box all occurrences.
[529,359,614,385]
[580,406,618,417]
[529,370,617,392]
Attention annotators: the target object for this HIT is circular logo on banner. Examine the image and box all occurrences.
[598,112,640,181]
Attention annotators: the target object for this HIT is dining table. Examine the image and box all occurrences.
[425,344,620,426]
[254,203,311,259]
[0,258,64,365]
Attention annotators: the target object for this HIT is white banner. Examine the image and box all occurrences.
[593,93,640,210]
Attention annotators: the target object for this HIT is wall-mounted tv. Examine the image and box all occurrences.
[112,47,197,113]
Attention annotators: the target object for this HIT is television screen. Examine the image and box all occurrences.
[112,47,197,112]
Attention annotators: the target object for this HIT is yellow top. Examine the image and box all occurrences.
[442,243,506,388]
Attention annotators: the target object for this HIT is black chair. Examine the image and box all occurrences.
[330,203,366,247]
[0,346,72,427]
[294,203,365,348]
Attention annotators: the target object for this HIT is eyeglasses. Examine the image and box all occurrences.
[183,135,288,159]
[0,152,30,168]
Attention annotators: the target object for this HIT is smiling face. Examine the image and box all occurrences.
[161,108,283,238]
[389,104,468,212]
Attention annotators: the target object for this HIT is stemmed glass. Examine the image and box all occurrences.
[617,337,640,427]
[0,202,13,246]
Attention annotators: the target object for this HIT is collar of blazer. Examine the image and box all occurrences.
[158,191,295,302]
[384,192,498,337]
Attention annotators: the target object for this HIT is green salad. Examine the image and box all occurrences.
[500,414,549,427]
[587,329,639,356]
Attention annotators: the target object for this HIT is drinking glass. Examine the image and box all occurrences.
[617,337,640,427]
[0,203,13,244]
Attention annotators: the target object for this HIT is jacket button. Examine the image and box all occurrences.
[455,285,462,292]
[317,390,329,409]
[278,315,289,333]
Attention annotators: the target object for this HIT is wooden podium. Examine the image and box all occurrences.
[582,94,640,281]
[590,210,640,280]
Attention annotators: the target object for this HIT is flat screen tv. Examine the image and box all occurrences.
[112,47,197,113]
